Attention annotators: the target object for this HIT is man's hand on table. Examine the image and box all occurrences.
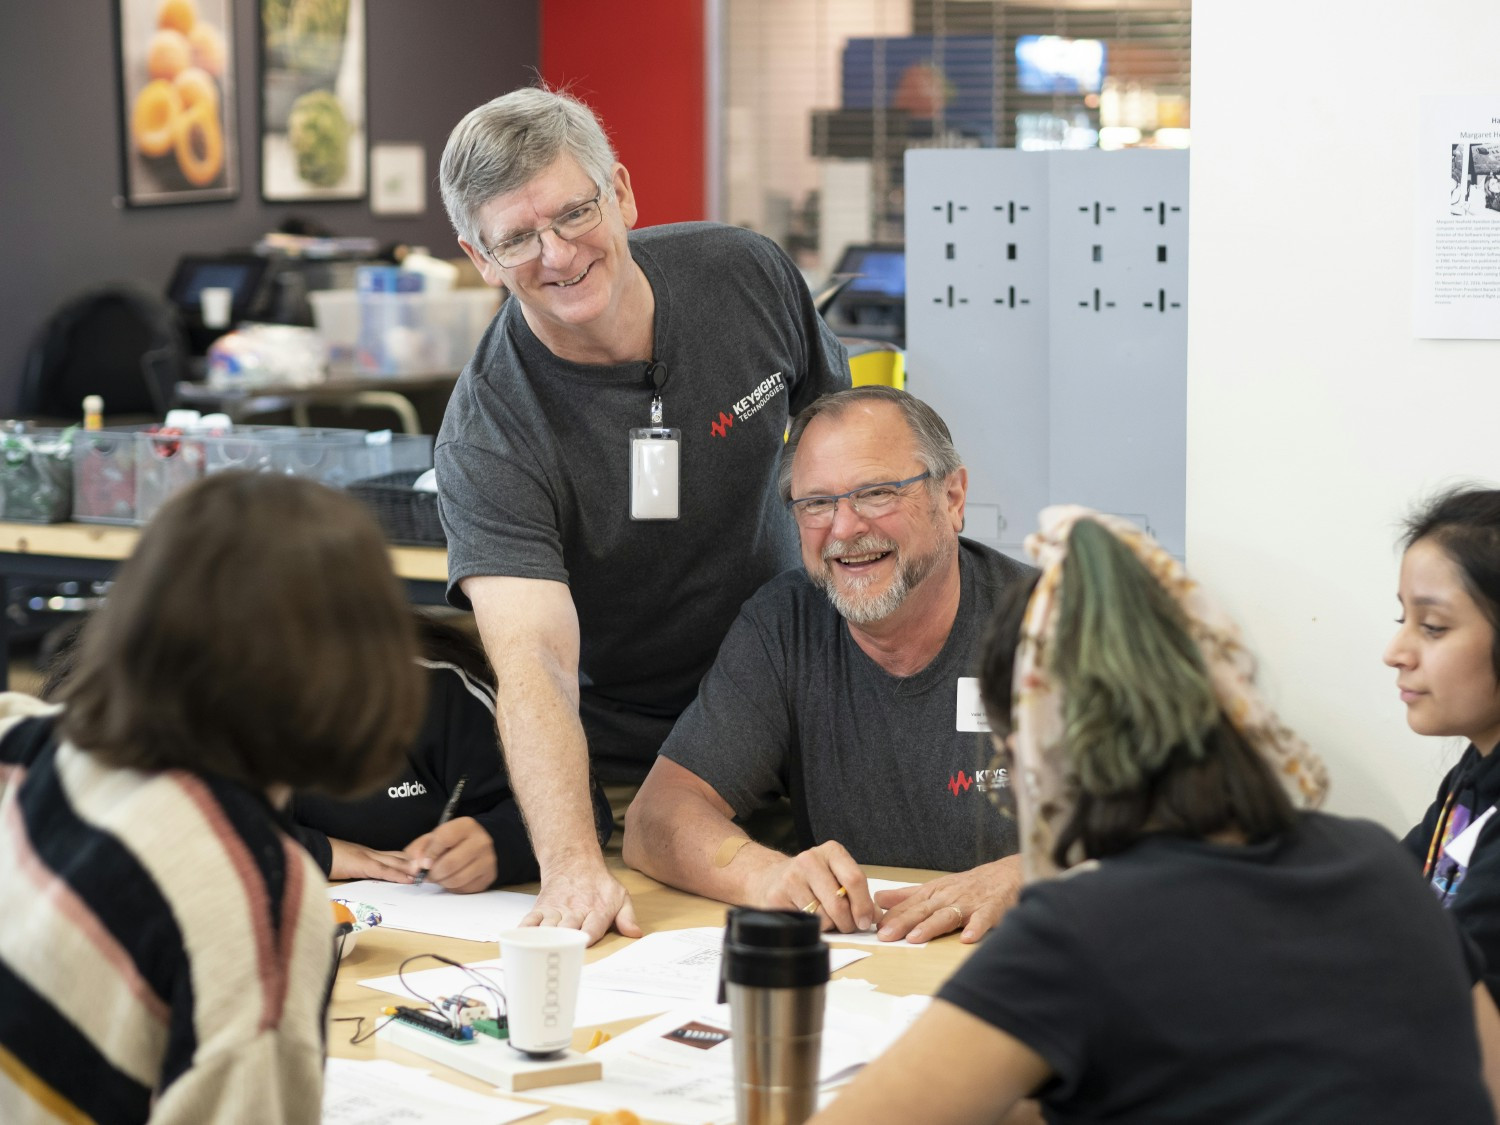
[403,817,497,893]
[523,861,643,946]
[873,855,1023,944]
[746,841,879,934]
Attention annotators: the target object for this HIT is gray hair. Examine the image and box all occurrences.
[439,85,618,252]
[778,386,964,503]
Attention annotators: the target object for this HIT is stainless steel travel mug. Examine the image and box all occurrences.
[721,907,830,1125]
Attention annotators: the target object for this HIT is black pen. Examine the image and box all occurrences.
[412,774,468,886]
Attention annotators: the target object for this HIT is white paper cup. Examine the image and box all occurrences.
[200,286,233,329]
[498,927,587,1056]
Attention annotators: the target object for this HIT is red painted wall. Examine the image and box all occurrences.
[539,0,706,226]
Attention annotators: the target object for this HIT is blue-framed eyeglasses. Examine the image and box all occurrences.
[483,193,604,268]
[786,471,932,528]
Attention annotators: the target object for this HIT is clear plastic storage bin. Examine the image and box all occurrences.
[135,425,301,525]
[72,426,150,525]
[356,290,498,375]
[133,428,434,524]
[259,428,430,486]
[0,426,75,523]
[308,289,360,371]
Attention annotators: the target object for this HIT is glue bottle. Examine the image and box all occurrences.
[82,396,103,431]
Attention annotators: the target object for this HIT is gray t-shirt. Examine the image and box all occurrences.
[436,223,849,782]
[661,539,1035,871]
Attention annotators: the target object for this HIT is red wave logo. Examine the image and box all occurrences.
[710,412,735,438]
[947,771,973,797]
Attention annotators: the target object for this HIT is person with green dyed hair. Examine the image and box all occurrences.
[811,508,1500,1125]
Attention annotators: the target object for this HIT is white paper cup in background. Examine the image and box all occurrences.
[498,927,587,1056]
[200,286,233,329]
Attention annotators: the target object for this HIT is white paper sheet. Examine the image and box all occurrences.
[821,879,930,947]
[528,987,930,1124]
[583,927,870,1003]
[1414,96,1500,339]
[821,979,931,1081]
[322,1057,543,1124]
[330,881,537,942]
[358,958,676,1027]
[866,877,920,897]
[824,929,928,949]
[523,1008,740,1125]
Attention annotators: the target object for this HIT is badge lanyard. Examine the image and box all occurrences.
[629,361,681,520]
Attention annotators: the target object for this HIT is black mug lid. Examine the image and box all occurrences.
[721,908,830,990]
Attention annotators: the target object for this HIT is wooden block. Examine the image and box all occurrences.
[377,1019,602,1091]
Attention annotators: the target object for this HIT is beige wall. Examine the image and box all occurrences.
[1188,1,1500,831]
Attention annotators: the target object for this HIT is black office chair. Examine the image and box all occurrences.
[18,284,187,423]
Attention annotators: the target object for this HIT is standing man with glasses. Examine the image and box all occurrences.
[433,86,849,944]
[624,387,1035,944]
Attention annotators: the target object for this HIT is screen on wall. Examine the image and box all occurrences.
[1015,35,1106,95]
[837,246,906,298]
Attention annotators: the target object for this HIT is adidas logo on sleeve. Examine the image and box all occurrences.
[387,781,428,798]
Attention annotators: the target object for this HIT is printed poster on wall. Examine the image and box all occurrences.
[116,0,239,206]
[1414,96,1500,338]
[260,0,366,201]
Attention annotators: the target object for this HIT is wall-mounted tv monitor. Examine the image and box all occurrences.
[1015,35,1106,95]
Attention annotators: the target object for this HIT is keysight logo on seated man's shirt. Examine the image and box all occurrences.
[388,781,428,798]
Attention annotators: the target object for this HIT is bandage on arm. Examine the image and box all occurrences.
[714,835,753,868]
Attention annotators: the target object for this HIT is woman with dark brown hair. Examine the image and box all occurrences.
[0,472,426,1124]
[1389,487,1500,1007]
[812,508,1500,1125]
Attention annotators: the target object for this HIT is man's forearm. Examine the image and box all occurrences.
[625,786,783,905]
[463,577,637,939]
[493,672,605,877]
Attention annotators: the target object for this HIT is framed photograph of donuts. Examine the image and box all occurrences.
[259,0,367,202]
[115,0,239,206]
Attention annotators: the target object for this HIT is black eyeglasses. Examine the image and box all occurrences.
[786,471,932,528]
[483,193,604,268]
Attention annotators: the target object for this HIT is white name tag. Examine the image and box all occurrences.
[956,677,990,732]
[629,427,680,520]
[1444,805,1497,869]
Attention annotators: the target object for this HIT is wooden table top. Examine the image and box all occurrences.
[328,859,973,1122]
[0,520,448,583]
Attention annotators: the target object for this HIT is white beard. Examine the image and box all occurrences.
[813,526,950,626]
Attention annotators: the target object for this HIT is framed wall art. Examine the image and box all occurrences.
[260,0,367,202]
[116,0,239,206]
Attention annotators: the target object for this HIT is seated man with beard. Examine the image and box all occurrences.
[623,387,1036,944]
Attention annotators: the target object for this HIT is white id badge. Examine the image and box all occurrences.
[630,427,681,520]
[956,677,991,732]
[1445,805,1498,868]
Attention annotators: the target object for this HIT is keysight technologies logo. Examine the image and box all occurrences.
[710,371,786,437]
[388,781,428,798]
[947,768,1008,796]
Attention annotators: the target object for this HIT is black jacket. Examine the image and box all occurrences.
[290,659,612,887]
[1403,744,1500,1005]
